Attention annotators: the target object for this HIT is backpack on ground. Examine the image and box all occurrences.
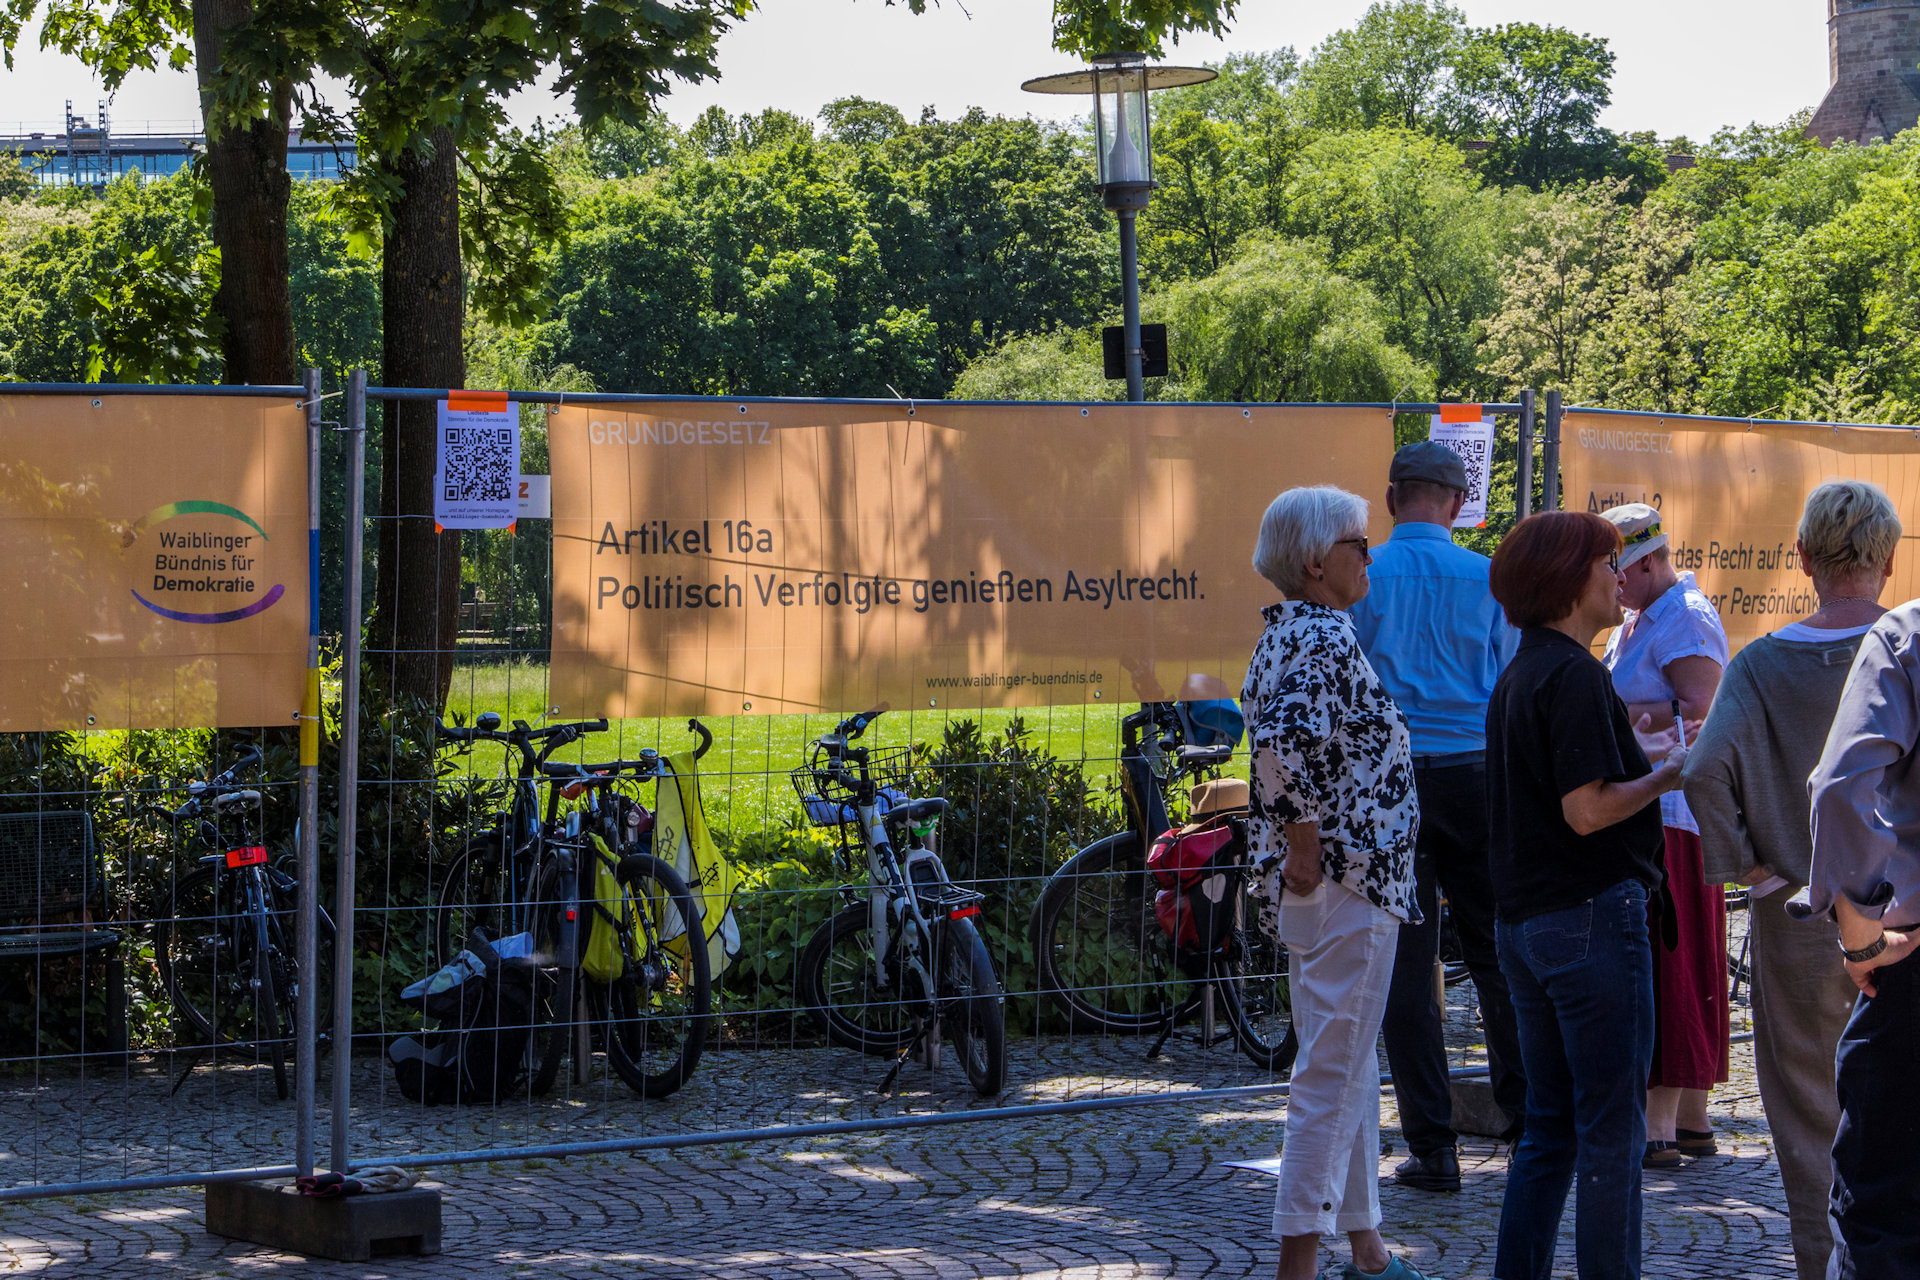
[388,928,551,1105]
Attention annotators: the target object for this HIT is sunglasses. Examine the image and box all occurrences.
[1336,536,1370,557]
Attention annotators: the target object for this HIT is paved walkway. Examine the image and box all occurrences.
[0,1044,1795,1277]
[1,914,1796,1278]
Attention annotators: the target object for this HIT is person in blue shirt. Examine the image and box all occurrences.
[1348,440,1525,1193]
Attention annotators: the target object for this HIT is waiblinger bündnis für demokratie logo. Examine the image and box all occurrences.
[126,500,285,624]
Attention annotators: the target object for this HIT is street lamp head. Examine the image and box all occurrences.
[1021,54,1215,211]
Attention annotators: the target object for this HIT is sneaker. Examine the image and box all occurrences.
[1675,1127,1718,1157]
[1340,1256,1443,1279]
[1642,1140,1684,1170]
[1391,1147,1461,1193]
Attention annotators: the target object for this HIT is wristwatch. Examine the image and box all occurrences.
[1841,934,1889,964]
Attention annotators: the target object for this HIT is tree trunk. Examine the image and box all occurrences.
[368,128,464,712]
[193,0,295,385]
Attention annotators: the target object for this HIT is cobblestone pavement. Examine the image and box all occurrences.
[1,920,1794,1278]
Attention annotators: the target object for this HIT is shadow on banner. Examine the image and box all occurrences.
[546,402,1395,717]
[1561,408,1920,655]
[0,394,310,731]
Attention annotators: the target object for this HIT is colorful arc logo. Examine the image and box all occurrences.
[128,500,284,625]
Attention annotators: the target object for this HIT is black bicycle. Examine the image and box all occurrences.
[791,710,1007,1097]
[152,746,336,1099]
[1029,703,1296,1072]
[534,722,715,1099]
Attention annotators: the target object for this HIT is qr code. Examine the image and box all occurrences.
[442,427,514,503]
[1445,437,1490,505]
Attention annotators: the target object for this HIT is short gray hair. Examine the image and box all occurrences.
[1253,485,1370,595]
[1798,480,1902,580]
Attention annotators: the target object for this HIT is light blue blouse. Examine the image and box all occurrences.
[1601,571,1730,832]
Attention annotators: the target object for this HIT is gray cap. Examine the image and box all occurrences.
[1390,440,1469,491]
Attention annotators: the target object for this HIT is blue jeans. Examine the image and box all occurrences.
[1494,880,1655,1280]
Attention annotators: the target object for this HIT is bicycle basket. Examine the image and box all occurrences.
[789,745,918,826]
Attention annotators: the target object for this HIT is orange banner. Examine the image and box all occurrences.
[1561,410,1920,653]
[0,395,310,731]
[549,402,1395,717]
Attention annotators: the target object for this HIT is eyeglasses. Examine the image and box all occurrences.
[1605,551,1621,573]
[1337,536,1370,557]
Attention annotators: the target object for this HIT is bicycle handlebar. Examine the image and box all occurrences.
[435,715,610,747]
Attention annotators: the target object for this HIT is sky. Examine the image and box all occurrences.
[0,0,1831,143]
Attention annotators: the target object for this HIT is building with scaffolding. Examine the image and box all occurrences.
[1,101,355,187]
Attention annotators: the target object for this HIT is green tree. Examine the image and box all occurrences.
[949,329,1184,401]
[819,97,907,147]
[1282,127,1504,394]
[1451,22,1617,189]
[1300,0,1467,132]
[0,174,214,383]
[1480,180,1623,392]
[1163,235,1431,402]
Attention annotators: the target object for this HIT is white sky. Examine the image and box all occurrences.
[1,0,1831,143]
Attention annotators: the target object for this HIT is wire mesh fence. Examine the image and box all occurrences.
[0,378,1548,1202]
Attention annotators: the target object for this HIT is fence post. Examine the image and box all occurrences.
[330,369,367,1174]
[1517,388,1535,521]
[296,368,322,1178]
[1544,390,1563,511]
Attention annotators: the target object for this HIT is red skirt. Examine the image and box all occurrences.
[1647,827,1731,1090]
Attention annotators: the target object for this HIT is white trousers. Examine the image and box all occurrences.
[1273,879,1400,1239]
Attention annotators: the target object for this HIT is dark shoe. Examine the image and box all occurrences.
[1392,1147,1461,1192]
[1642,1140,1684,1170]
[1675,1127,1717,1157]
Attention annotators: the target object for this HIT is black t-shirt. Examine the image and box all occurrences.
[1487,627,1665,921]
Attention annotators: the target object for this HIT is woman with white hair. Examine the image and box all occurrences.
[1244,485,1430,1280]
[1683,479,1900,1280]
[1598,501,1731,1169]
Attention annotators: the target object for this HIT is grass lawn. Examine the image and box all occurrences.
[438,659,1225,839]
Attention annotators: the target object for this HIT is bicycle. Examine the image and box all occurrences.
[533,721,716,1098]
[790,710,1007,1097]
[152,745,336,1100]
[1029,702,1297,1072]
[433,711,609,1094]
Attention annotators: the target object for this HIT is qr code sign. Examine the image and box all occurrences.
[442,426,515,504]
[1445,436,1490,506]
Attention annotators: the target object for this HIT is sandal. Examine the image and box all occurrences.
[1675,1127,1717,1157]
[1642,1140,1684,1170]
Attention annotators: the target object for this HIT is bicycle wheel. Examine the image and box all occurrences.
[432,837,514,969]
[156,864,264,1049]
[583,853,711,1098]
[527,855,577,1097]
[253,923,289,1099]
[1214,891,1298,1073]
[796,904,918,1056]
[1030,833,1204,1033]
[939,917,1006,1097]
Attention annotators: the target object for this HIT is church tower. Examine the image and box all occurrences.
[1807,0,1920,144]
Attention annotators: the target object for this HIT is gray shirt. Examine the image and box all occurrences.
[1801,600,1920,925]
[1682,629,1868,886]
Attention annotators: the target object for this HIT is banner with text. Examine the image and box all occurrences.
[549,402,1394,716]
[0,395,310,731]
[1561,409,1920,653]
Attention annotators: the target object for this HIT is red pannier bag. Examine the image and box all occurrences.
[1147,818,1242,954]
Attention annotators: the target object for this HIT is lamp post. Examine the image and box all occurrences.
[1023,53,1215,402]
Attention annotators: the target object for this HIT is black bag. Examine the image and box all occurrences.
[388,929,551,1106]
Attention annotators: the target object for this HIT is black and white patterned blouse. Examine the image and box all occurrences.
[1242,600,1420,923]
